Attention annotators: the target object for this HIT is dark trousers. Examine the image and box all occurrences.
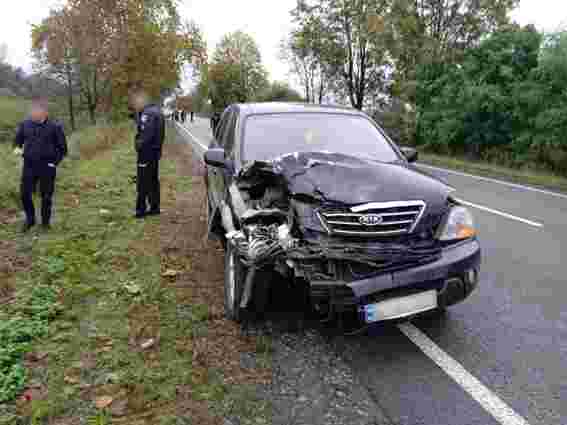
[136,159,160,214]
[21,160,56,225]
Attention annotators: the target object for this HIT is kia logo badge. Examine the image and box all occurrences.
[359,214,384,226]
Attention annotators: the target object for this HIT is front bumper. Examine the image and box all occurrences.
[310,239,481,310]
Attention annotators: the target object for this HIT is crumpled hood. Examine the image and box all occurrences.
[249,151,453,208]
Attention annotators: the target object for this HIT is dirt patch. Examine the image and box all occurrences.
[0,238,31,304]
[158,141,270,420]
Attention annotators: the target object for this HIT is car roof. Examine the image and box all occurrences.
[234,102,366,118]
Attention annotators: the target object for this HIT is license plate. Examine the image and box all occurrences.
[361,290,438,323]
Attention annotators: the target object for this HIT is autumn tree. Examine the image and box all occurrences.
[32,0,206,124]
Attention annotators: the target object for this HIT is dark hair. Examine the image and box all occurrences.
[31,96,49,109]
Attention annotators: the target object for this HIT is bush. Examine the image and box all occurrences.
[416,27,567,175]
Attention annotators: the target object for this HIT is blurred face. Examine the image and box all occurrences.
[30,103,48,122]
[131,92,148,112]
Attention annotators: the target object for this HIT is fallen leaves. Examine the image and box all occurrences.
[140,338,156,350]
[95,395,114,409]
[161,269,180,277]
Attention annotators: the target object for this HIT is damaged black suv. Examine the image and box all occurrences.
[204,103,481,324]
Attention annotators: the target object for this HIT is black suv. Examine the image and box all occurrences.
[204,103,481,324]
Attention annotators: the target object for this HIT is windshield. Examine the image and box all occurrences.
[241,113,400,163]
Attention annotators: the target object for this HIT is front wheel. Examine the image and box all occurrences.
[224,243,246,322]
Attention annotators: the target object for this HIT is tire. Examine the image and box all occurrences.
[224,243,246,322]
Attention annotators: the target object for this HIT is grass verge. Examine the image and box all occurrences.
[0,122,270,424]
[419,152,567,193]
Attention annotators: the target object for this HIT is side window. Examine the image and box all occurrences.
[222,112,238,155]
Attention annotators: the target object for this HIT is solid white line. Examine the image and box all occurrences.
[418,163,567,200]
[455,198,543,228]
[398,323,531,425]
[175,122,208,152]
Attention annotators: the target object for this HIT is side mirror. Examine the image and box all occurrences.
[204,148,228,168]
[400,147,418,163]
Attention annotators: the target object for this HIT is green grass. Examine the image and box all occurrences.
[0,122,270,424]
[419,151,567,193]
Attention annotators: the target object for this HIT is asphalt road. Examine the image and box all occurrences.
[175,117,566,425]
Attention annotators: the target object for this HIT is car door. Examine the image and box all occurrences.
[217,109,238,205]
[207,108,234,210]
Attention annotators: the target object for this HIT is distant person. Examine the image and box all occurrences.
[130,89,165,218]
[190,110,194,122]
[181,110,186,123]
[13,96,68,232]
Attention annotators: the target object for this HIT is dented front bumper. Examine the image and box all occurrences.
[347,238,480,299]
[309,238,481,313]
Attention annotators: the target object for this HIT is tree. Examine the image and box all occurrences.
[387,0,519,100]
[258,81,303,102]
[289,0,392,110]
[416,26,545,160]
[32,0,206,124]
[209,31,268,108]
[280,16,329,103]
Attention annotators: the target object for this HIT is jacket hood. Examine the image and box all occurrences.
[243,151,453,208]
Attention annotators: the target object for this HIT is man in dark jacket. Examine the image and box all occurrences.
[130,89,165,218]
[14,97,67,232]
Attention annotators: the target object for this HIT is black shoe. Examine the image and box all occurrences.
[146,209,161,216]
[134,212,146,219]
[21,222,35,233]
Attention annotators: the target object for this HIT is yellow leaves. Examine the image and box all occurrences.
[368,14,385,34]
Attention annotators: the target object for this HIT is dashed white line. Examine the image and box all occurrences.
[455,198,543,228]
[418,163,567,200]
[398,323,531,425]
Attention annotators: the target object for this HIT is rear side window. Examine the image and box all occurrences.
[215,109,232,146]
[223,112,238,155]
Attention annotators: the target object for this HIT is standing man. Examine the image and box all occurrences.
[14,97,67,232]
[130,89,165,218]
[190,110,194,123]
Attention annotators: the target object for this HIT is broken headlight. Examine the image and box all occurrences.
[436,206,476,241]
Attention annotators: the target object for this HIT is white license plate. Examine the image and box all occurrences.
[362,290,438,323]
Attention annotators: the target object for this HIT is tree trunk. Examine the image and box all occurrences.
[65,64,75,131]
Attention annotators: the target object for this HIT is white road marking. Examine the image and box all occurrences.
[175,122,208,151]
[418,163,567,200]
[398,322,531,425]
[454,198,543,228]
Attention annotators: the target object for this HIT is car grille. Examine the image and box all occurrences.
[318,201,426,236]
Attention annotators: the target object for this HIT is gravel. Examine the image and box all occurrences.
[257,325,392,425]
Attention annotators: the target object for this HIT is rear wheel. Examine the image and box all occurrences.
[224,243,246,322]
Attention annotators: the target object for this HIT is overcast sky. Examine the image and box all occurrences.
[1,0,566,85]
